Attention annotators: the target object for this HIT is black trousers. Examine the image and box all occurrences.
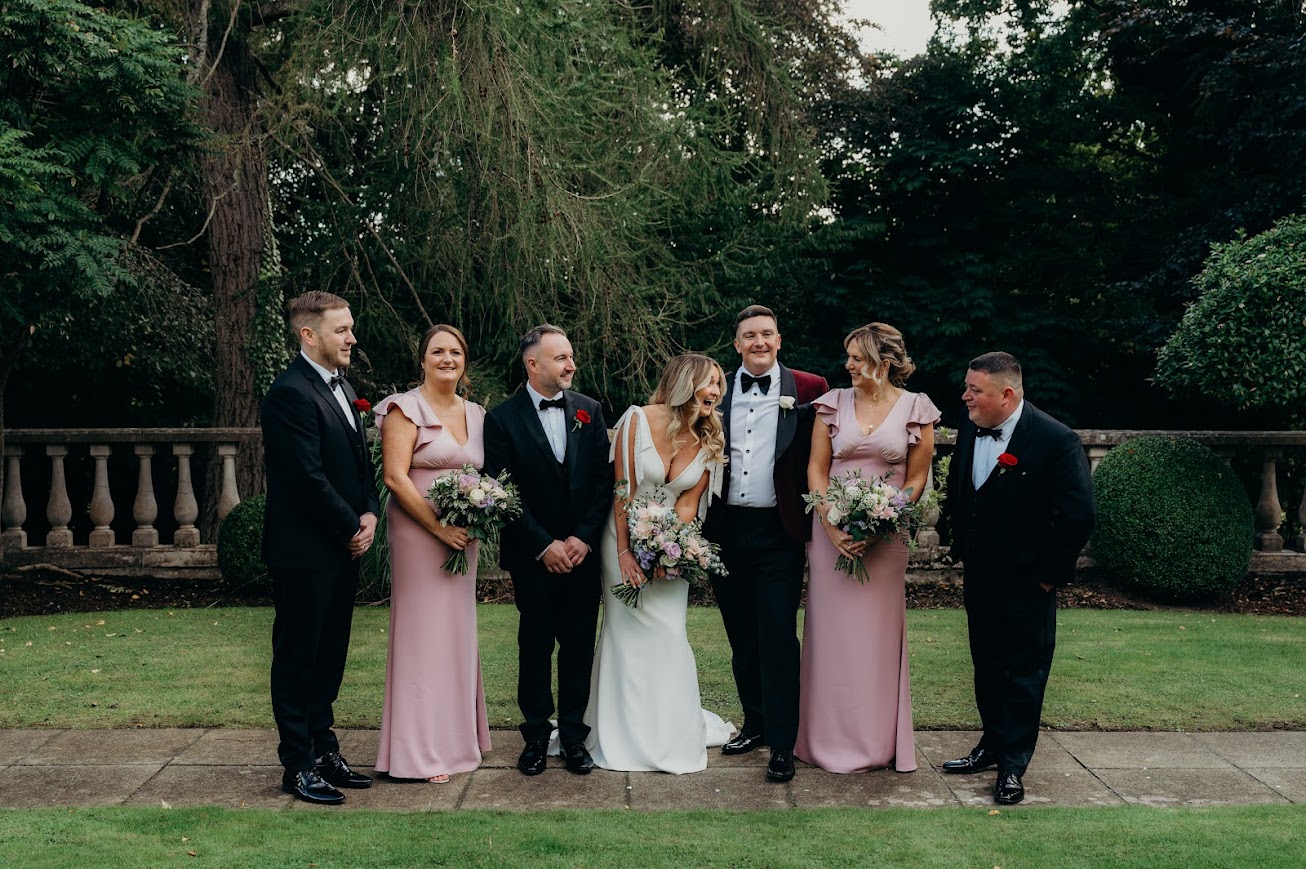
[511,559,601,746]
[710,505,806,750]
[963,577,1058,776]
[270,562,359,773]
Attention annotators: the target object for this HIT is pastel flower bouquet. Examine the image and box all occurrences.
[612,484,728,607]
[803,470,915,583]
[426,464,522,575]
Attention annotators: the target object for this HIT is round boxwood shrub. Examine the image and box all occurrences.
[217,494,270,593]
[1091,436,1253,602]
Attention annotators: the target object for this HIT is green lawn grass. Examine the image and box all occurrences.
[0,605,1301,730]
[0,805,1303,867]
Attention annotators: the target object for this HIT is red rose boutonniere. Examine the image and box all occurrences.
[353,398,372,414]
[996,452,1019,475]
[572,408,592,432]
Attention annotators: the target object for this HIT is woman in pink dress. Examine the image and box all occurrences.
[795,322,939,774]
[374,324,491,783]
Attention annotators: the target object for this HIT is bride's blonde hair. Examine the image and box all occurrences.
[650,354,726,464]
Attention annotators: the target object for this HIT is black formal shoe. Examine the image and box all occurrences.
[765,748,795,783]
[518,740,549,776]
[994,772,1025,805]
[314,751,372,789]
[562,743,595,775]
[282,769,345,805]
[941,746,998,775]
[721,732,766,756]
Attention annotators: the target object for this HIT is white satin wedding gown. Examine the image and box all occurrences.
[583,406,734,773]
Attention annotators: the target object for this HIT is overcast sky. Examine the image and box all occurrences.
[842,0,935,57]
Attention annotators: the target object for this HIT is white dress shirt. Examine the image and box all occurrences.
[972,400,1024,489]
[526,382,567,464]
[302,351,356,430]
[727,362,781,508]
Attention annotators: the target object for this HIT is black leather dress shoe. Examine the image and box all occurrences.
[562,743,595,775]
[282,769,345,805]
[994,772,1025,805]
[721,732,766,756]
[518,740,549,776]
[315,751,372,789]
[941,746,998,775]
[765,748,795,783]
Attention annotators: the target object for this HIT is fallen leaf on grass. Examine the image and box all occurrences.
[181,837,189,843]
[188,851,197,858]
[48,626,56,631]
[96,620,105,626]
[988,810,1001,816]
[91,669,100,674]
[161,799,171,808]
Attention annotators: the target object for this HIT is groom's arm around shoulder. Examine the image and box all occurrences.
[261,375,364,545]
[572,395,612,550]
[1032,408,1095,586]
[792,369,830,406]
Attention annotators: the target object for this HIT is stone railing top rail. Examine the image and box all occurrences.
[6,428,263,444]
[932,429,1306,447]
[6,427,1305,448]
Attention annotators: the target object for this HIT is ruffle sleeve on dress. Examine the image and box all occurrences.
[373,389,444,452]
[812,389,843,439]
[609,405,653,490]
[904,392,942,446]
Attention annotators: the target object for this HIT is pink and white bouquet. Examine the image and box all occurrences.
[803,470,914,583]
[426,464,522,575]
[612,484,728,607]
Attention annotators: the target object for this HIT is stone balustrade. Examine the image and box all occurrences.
[1,429,260,578]
[2,427,1304,579]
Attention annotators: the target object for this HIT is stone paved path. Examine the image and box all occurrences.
[1,729,1302,810]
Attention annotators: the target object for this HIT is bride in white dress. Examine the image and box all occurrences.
[585,354,736,773]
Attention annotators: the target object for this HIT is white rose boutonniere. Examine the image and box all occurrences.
[778,395,796,414]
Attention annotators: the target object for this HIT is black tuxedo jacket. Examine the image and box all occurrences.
[706,364,829,544]
[483,388,613,572]
[261,355,380,570]
[947,401,1095,589]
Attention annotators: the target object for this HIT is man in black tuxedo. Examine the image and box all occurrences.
[943,351,1095,805]
[483,325,612,776]
[261,291,380,805]
[706,305,829,784]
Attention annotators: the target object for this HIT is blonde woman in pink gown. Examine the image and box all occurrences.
[796,323,939,774]
[374,325,491,783]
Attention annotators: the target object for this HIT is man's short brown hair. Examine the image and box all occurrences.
[734,304,778,332]
[287,291,349,334]
[968,351,1023,391]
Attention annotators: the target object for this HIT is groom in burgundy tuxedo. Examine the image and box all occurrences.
[944,351,1095,805]
[706,304,828,783]
[261,291,380,805]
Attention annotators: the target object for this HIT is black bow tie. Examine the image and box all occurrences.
[538,397,566,411]
[740,373,771,394]
[328,373,346,392]
[975,426,1003,439]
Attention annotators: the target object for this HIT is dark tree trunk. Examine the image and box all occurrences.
[193,2,267,538]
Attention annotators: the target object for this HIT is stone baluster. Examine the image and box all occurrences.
[1087,445,1111,474]
[1,445,27,549]
[173,444,200,546]
[88,445,115,547]
[1253,448,1283,552]
[132,444,159,547]
[45,445,74,547]
[912,460,942,562]
[1295,482,1306,553]
[216,443,241,520]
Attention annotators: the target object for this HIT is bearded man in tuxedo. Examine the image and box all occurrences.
[261,291,380,805]
[706,304,829,784]
[943,351,1095,805]
[483,325,612,777]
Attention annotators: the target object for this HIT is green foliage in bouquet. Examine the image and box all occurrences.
[216,495,270,594]
[1092,437,1253,602]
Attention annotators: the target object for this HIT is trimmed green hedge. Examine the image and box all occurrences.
[1091,436,1253,602]
[217,494,270,593]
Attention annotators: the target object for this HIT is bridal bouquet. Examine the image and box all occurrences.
[803,470,915,583]
[612,485,728,607]
[426,464,522,575]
